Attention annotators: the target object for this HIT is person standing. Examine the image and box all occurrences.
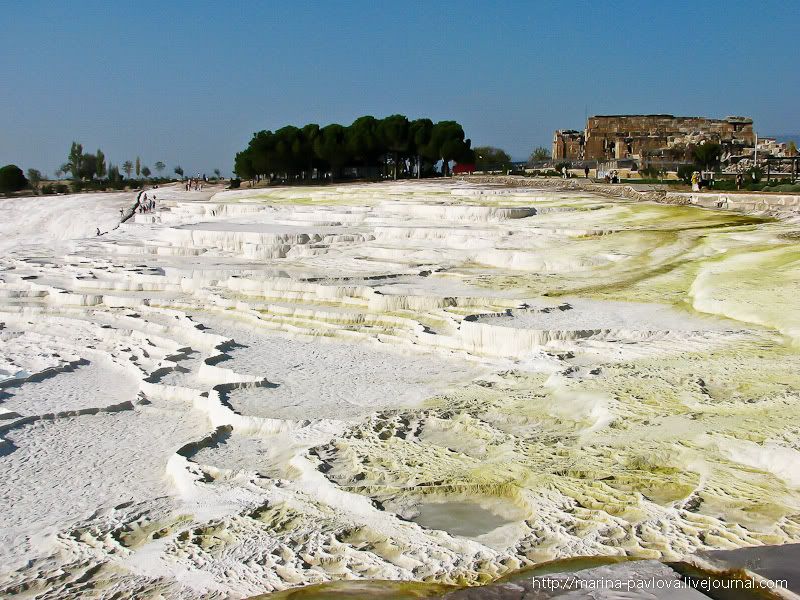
[584,166,590,178]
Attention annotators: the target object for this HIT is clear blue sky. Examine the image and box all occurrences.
[1,0,797,175]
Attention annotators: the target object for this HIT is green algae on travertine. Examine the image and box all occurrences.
[299,195,800,567]
[4,182,800,596]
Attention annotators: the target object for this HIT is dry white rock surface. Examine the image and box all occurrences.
[1,181,799,598]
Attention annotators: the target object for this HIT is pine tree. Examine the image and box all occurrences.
[96,149,107,179]
[68,142,83,179]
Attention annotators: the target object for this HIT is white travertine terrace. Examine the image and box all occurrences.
[1,181,799,598]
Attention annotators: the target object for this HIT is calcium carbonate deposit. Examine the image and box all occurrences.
[1,181,800,598]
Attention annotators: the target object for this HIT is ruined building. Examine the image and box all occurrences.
[552,115,755,162]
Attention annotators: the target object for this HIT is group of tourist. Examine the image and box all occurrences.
[603,170,620,184]
[138,192,157,213]
[185,174,207,191]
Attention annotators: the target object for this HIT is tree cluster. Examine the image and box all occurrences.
[26,168,43,191]
[2,142,184,197]
[473,146,512,171]
[0,165,28,193]
[528,147,550,162]
[59,142,108,181]
[691,142,722,171]
[60,142,170,186]
[234,115,473,183]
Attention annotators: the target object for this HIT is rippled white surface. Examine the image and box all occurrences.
[1,181,799,598]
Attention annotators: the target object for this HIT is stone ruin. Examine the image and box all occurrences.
[552,114,756,167]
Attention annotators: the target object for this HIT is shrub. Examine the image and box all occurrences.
[55,183,69,194]
[676,164,694,183]
[70,180,85,193]
[639,166,664,179]
[94,181,108,191]
[627,178,666,184]
[529,147,550,162]
[770,183,800,193]
[0,164,28,193]
[709,179,737,191]
[746,167,764,184]
[229,178,241,189]
[41,183,55,195]
[26,168,43,191]
[691,142,721,170]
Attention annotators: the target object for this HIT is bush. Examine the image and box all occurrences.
[554,161,571,173]
[90,181,107,191]
[639,166,664,179]
[709,178,737,191]
[55,183,68,194]
[623,178,676,185]
[229,178,241,189]
[746,167,764,184]
[0,164,28,193]
[769,183,800,193]
[676,164,694,183]
[41,183,55,195]
[691,142,722,170]
[70,180,85,193]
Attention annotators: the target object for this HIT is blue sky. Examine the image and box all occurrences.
[1,0,797,175]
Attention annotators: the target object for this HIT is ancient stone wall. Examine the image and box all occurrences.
[554,115,755,161]
[552,130,584,160]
